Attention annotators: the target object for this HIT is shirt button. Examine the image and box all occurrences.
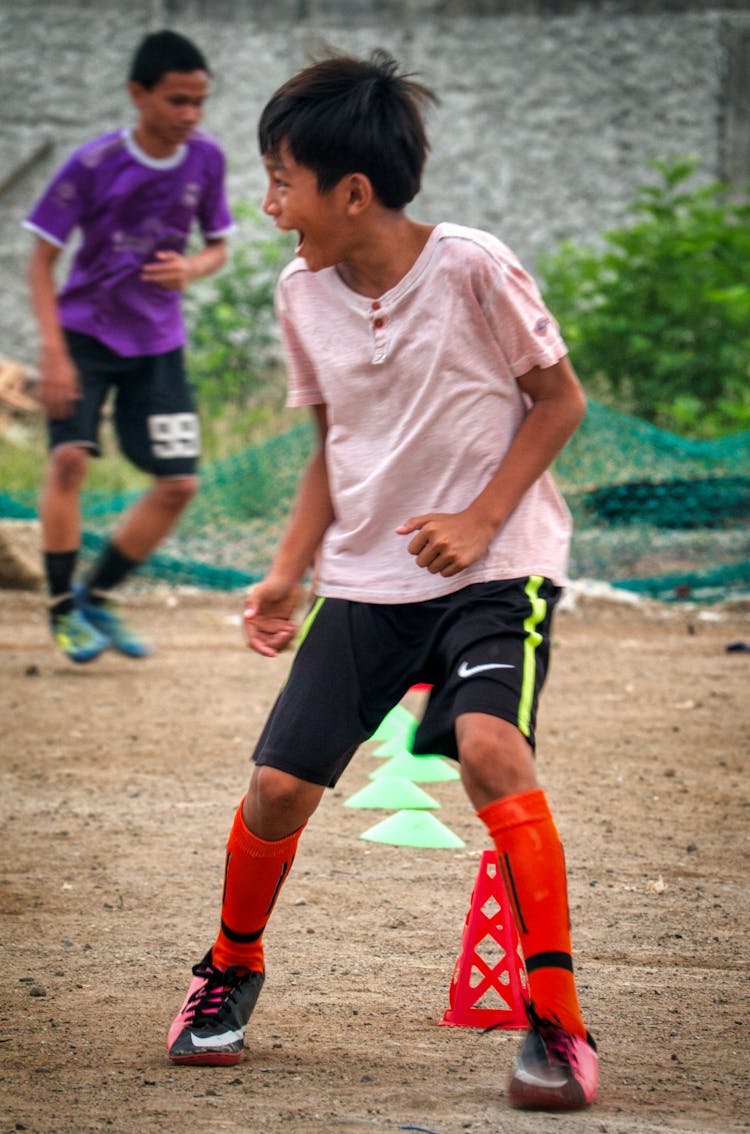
[373,317,384,329]
[371,301,381,310]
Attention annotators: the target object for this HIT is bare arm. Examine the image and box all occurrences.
[28,236,80,419]
[244,404,334,656]
[398,356,586,576]
[139,237,228,291]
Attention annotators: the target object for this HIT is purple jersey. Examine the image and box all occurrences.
[24,128,233,356]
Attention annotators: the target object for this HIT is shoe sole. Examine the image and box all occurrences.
[506,1088,590,1106]
[169,1049,243,1067]
[105,645,151,659]
[83,622,150,659]
[507,1078,590,1110]
[56,639,108,664]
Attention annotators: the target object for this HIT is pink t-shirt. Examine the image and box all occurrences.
[277,222,573,603]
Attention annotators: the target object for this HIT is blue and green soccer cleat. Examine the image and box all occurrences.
[50,606,109,664]
[74,585,151,658]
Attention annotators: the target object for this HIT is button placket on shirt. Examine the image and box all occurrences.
[369,300,388,364]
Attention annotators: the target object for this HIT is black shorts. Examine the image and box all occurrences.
[48,330,200,477]
[252,577,561,788]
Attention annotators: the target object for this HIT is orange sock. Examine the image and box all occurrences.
[478,788,586,1038]
[211,798,303,973]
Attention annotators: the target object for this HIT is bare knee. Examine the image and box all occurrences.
[153,475,198,511]
[48,444,89,493]
[457,712,538,811]
[244,766,324,840]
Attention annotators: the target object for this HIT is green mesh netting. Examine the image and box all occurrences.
[2,400,748,602]
[554,402,750,601]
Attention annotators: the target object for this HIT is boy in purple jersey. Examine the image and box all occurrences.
[166,51,598,1113]
[24,30,232,662]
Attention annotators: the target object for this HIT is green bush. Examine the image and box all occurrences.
[185,204,296,455]
[539,158,750,438]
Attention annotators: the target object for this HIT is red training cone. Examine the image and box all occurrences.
[440,849,528,1030]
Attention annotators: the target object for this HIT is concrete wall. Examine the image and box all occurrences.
[1,0,748,364]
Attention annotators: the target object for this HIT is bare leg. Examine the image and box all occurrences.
[243,765,326,840]
[40,443,89,552]
[456,712,538,809]
[110,475,198,561]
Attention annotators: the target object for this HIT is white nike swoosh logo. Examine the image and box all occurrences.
[457,661,515,678]
[190,1027,244,1047]
[513,1067,568,1090]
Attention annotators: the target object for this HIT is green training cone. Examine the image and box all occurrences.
[369,750,460,783]
[369,703,416,743]
[370,737,410,758]
[359,810,465,849]
[344,777,440,810]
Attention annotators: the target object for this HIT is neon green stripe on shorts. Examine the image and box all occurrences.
[518,575,546,738]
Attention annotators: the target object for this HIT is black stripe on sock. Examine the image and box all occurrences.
[525,950,574,974]
[264,859,291,918]
[500,852,528,934]
[220,920,264,944]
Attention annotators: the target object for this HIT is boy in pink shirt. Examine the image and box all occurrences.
[168,50,598,1112]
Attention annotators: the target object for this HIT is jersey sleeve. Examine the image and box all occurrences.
[276,274,325,408]
[23,151,90,247]
[197,144,234,240]
[482,250,568,378]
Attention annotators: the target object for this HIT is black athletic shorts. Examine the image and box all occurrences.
[48,330,200,477]
[252,576,561,788]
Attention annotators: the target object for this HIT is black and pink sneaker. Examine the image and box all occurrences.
[507,1006,598,1110]
[167,950,265,1066]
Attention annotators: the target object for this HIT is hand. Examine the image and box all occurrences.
[140,250,192,292]
[243,577,303,657]
[396,510,495,577]
[37,345,80,419]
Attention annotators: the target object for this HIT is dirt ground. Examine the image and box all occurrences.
[1,584,749,1134]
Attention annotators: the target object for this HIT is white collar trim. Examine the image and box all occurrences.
[123,127,187,170]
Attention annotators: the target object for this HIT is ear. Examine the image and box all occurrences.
[127,80,147,110]
[343,172,374,215]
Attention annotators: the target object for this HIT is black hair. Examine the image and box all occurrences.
[129,29,209,90]
[258,49,438,210]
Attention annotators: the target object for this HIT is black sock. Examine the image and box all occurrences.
[85,542,141,603]
[45,550,77,615]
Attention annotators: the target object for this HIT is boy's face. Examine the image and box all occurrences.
[128,70,209,157]
[262,144,352,272]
